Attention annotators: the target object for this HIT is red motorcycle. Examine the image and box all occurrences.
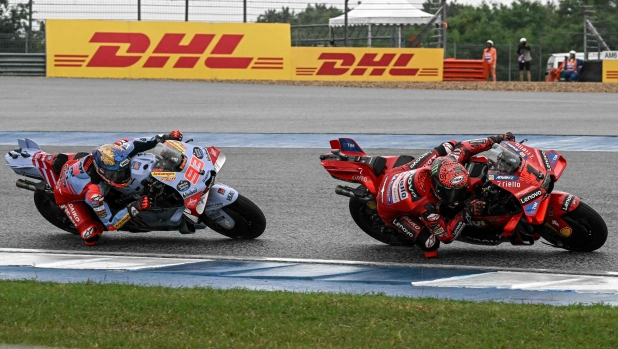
[319,138,608,251]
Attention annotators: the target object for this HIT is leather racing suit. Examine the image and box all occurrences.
[376,135,510,258]
[53,134,179,245]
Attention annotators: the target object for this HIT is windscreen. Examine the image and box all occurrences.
[488,144,522,174]
[150,143,186,172]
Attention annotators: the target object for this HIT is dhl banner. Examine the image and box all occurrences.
[603,60,618,83]
[291,47,443,82]
[46,20,292,80]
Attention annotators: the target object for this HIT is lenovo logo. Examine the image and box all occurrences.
[53,32,283,70]
[295,53,438,77]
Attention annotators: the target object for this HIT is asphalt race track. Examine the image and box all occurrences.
[3,77,618,136]
[1,77,617,273]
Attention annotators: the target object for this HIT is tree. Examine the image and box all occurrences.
[257,4,342,25]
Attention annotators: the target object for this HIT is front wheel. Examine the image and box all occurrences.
[205,194,266,239]
[541,202,607,252]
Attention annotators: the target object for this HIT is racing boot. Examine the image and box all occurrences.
[80,224,103,246]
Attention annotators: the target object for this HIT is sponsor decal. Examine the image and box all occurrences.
[408,152,431,169]
[352,175,368,182]
[132,161,141,170]
[46,155,53,161]
[541,151,552,172]
[430,226,444,236]
[546,151,560,167]
[398,179,408,201]
[48,20,290,80]
[193,147,204,159]
[426,213,440,222]
[452,221,465,239]
[217,188,226,195]
[562,195,575,212]
[68,203,80,223]
[182,188,198,198]
[226,190,236,201]
[176,180,191,192]
[152,171,176,177]
[520,189,543,205]
[386,176,397,205]
[560,226,572,237]
[510,142,534,159]
[393,219,414,239]
[502,142,528,160]
[113,213,131,229]
[82,227,94,239]
[167,141,188,153]
[292,47,443,82]
[495,181,520,188]
[525,200,541,215]
[406,173,421,201]
[425,235,436,248]
[489,174,519,181]
[552,220,560,227]
[184,156,205,185]
[450,175,464,185]
[468,139,486,145]
[119,158,130,168]
[187,197,198,207]
[401,216,422,232]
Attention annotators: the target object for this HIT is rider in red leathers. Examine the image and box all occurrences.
[54,131,183,246]
[376,132,516,258]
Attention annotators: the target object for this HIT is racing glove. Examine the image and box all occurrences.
[489,132,515,143]
[127,196,151,217]
[168,130,183,141]
[463,199,486,219]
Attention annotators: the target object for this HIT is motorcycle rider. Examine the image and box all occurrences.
[376,132,516,258]
[54,131,183,246]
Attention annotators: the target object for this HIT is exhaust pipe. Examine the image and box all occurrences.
[335,185,356,198]
[16,179,38,192]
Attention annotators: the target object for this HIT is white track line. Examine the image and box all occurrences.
[1,248,618,277]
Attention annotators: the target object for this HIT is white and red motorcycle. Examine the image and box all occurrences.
[5,138,266,239]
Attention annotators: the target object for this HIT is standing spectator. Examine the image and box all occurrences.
[483,40,497,82]
[517,38,532,82]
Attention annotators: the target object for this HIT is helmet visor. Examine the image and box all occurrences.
[101,166,131,187]
[435,182,467,204]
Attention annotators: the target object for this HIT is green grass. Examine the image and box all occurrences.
[0,280,617,349]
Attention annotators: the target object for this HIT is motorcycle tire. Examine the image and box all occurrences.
[348,186,415,247]
[559,202,608,252]
[206,194,266,240]
[33,191,78,235]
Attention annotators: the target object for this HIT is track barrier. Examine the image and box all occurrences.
[0,53,46,76]
[442,58,488,81]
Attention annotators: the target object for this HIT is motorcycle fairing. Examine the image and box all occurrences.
[539,191,581,238]
[203,183,239,229]
[5,138,54,182]
[330,138,366,157]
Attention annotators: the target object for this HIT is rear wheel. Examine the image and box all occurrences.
[348,186,415,247]
[205,194,266,240]
[541,202,607,252]
[33,191,78,234]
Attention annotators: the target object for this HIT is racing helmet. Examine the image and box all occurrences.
[91,144,132,188]
[430,157,470,205]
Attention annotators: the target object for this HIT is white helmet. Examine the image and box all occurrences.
[487,40,494,45]
[520,38,526,43]
[569,50,576,55]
